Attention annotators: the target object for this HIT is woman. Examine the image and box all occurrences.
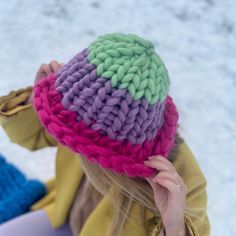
[0,33,210,236]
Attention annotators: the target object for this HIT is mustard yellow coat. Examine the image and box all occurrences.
[0,87,211,236]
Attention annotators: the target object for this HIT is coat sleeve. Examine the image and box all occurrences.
[174,142,211,236]
[0,86,57,150]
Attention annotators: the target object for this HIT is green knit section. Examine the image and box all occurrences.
[87,33,170,104]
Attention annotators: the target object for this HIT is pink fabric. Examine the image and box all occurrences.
[33,74,179,177]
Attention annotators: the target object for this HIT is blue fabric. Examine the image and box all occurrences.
[0,154,46,224]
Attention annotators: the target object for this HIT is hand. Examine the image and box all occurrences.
[144,155,187,235]
[26,60,63,104]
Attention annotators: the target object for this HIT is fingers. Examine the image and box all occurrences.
[154,178,182,194]
[40,63,52,76]
[144,157,175,172]
[35,60,63,84]
[49,60,61,73]
[152,170,182,185]
[148,155,175,170]
[144,155,187,194]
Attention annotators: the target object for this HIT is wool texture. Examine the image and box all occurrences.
[33,33,179,177]
[0,154,46,223]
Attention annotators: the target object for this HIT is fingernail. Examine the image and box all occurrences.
[152,155,162,159]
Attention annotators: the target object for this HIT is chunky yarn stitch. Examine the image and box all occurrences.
[55,49,165,144]
[0,154,46,223]
[88,33,169,104]
[33,33,179,178]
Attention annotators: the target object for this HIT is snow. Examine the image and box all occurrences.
[0,0,235,235]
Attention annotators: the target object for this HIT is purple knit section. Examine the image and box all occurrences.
[55,49,165,145]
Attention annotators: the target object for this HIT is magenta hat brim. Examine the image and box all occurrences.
[33,74,179,178]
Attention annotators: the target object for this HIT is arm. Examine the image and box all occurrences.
[163,176,210,236]
[0,86,57,150]
[145,141,210,236]
[0,60,62,151]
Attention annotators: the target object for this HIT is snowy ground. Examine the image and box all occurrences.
[0,0,236,235]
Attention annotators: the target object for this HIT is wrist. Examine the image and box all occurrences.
[165,221,186,236]
[25,93,33,105]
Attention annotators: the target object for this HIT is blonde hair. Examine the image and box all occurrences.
[78,132,184,236]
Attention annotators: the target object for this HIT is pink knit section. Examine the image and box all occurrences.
[33,74,179,177]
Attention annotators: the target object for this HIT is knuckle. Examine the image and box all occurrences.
[184,184,188,192]
[50,60,56,64]
[181,183,187,192]
[172,172,179,178]
[40,63,47,68]
[156,171,163,177]
[170,165,177,172]
[39,63,46,70]
[174,188,180,194]
[40,64,49,71]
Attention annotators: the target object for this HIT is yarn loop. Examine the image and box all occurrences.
[88,33,170,104]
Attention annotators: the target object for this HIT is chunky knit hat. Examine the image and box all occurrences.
[0,154,46,223]
[33,33,179,177]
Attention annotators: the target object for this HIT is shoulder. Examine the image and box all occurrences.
[172,141,207,188]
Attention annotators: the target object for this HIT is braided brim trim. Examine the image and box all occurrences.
[33,74,179,177]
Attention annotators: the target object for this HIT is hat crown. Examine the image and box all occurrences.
[54,33,171,145]
[88,33,170,104]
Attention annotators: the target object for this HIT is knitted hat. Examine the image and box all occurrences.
[33,33,179,178]
[0,154,46,223]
